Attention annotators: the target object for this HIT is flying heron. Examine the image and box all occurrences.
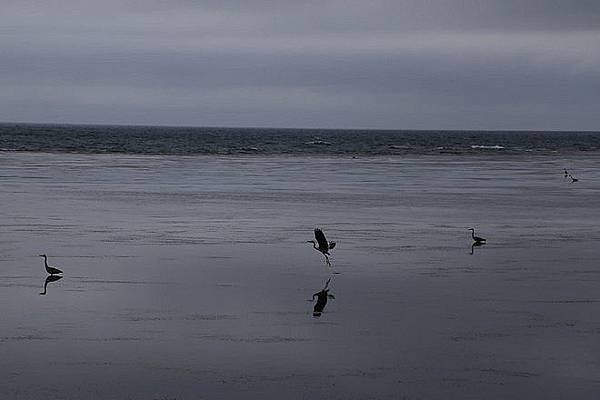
[311,277,335,317]
[39,254,63,275]
[468,228,486,244]
[307,228,336,266]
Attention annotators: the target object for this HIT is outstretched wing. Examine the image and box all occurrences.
[328,241,336,250]
[314,228,329,250]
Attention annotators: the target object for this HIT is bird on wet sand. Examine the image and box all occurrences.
[468,228,486,244]
[569,174,578,183]
[307,228,336,266]
[39,254,63,275]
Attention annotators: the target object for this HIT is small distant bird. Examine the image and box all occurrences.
[468,228,486,244]
[307,228,336,266]
[311,278,335,317]
[564,169,569,178]
[39,254,63,275]
[569,174,578,183]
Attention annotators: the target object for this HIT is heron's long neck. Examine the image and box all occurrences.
[43,256,48,267]
[471,231,476,239]
[310,241,318,249]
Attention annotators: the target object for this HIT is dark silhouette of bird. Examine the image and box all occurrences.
[470,241,484,255]
[311,278,335,317]
[564,169,569,178]
[569,174,578,183]
[39,275,62,295]
[39,254,63,275]
[468,228,486,244]
[307,228,336,266]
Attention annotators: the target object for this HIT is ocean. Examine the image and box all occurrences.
[1,124,600,399]
[1,123,600,155]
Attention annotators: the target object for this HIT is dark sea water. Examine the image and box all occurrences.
[1,123,599,155]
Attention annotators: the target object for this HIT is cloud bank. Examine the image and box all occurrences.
[1,0,599,129]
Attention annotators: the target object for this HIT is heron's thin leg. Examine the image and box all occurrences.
[325,255,331,267]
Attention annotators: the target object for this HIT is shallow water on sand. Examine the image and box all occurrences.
[2,152,600,399]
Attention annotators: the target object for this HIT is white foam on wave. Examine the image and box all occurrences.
[471,145,505,150]
[305,140,332,146]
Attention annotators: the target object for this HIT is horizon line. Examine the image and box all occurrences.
[0,120,598,133]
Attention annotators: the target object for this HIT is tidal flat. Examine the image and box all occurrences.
[2,152,600,399]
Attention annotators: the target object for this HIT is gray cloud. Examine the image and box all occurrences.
[0,0,599,129]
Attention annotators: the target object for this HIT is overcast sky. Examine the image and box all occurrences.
[1,0,598,130]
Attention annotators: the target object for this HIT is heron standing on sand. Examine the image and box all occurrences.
[307,228,336,266]
[468,228,486,244]
[39,254,63,275]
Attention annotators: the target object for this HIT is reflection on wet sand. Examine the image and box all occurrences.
[470,241,486,255]
[39,274,63,295]
[311,277,335,317]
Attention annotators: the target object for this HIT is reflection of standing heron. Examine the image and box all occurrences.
[311,278,335,317]
[39,254,63,275]
[470,241,485,255]
[468,228,486,244]
[307,228,336,266]
[40,275,63,295]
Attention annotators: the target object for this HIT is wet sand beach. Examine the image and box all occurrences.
[2,152,600,399]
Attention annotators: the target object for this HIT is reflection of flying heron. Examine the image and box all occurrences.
[39,275,63,295]
[468,228,486,244]
[311,278,335,317]
[39,254,63,275]
[307,228,336,266]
